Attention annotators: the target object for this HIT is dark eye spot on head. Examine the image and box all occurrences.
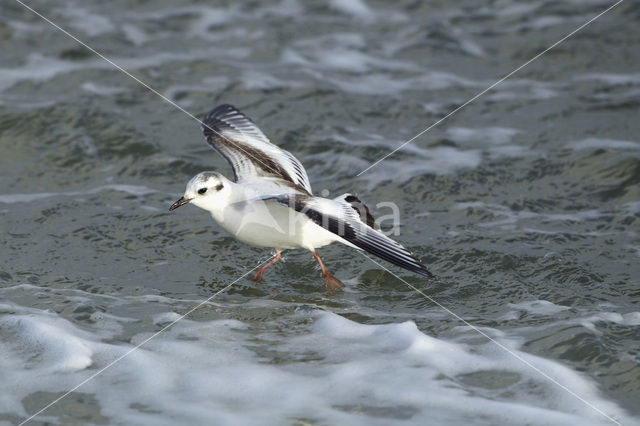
[198,187,207,195]
[215,183,224,191]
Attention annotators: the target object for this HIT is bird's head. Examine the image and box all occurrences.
[169,172,232,212]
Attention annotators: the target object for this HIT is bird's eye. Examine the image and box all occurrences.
[215,183,224,191]
[198,188,207,195]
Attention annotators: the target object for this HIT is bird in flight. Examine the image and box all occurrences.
[170,104,433,292]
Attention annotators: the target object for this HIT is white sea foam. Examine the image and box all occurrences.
[493,3,541,17]
[241,71,305,91]
[500,302,640,341]
[486,79,561,102]
[622,201,640,215]
[446,126,520,145]
[454,202,606,229]
[509,300,571,316]
[184,6,235,37]
[311,146,481,188]
[7,20,47,38]
[590,88,640,102]
[0,184,157,204]
[327,0,406,22]
[567,138,640,151]
[81,81,128,95]
[0,49,249,92]
[444,126,533,158]
[575,73,640,86]
[1,314,94,373]
[130,5,233,29]
[323,71,478,95]
[61,7,116,37]
[129,3,295,43]
[121,23,149,46]
[329,0,375,20]
[578,311,640,335]
[515,15,565,31]
[301,48,418,73]
[0,305,631,425]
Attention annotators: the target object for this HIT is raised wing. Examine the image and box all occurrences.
[271,194,434,278]
[201,104,312,194]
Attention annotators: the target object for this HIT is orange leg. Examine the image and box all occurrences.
[252,251,282,282]
[312,250,344,293]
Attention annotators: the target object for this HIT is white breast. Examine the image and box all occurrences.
[215,199,338,251]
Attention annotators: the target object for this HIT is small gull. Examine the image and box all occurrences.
[170,104,434,292]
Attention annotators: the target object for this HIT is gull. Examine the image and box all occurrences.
[170,104,434,292]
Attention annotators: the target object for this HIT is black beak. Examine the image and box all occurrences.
[169,196,192,211]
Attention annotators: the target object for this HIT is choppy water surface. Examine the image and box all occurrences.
[1,0,639,424]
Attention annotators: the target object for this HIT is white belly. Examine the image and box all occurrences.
[214,199,338,251]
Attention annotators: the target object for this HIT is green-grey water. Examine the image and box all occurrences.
[1,0,639,425]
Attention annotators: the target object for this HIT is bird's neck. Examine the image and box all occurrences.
[204,181,242,223]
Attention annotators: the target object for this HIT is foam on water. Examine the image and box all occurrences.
[0,302,632,425]
[328,123,536,187]
[499,301,640,342]
[446,126,520,145]
[0,48,249,93]
[0,184,157,204]
[486,79,561,101]
[241,71,306,91]
[61,6,116,37]
[567,138,640,151]
[329,0,375,20]
[80,81,128,96]
[323,71,479,95]
[577,311,640,335]
[322,147,481,188]
[575,73,640,86]
[445,126,535,159]
[285,47,418,74]
[121,23,149,46]
[454,201,613,230]
[328,0,406,22]
[1,315,94,373]
[509,300,571,316]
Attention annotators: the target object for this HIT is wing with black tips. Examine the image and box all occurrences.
[270,194,434,278]
[201,104,312,194]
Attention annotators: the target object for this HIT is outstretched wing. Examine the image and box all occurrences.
[271,194,434,278]
[201,104,312,194]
